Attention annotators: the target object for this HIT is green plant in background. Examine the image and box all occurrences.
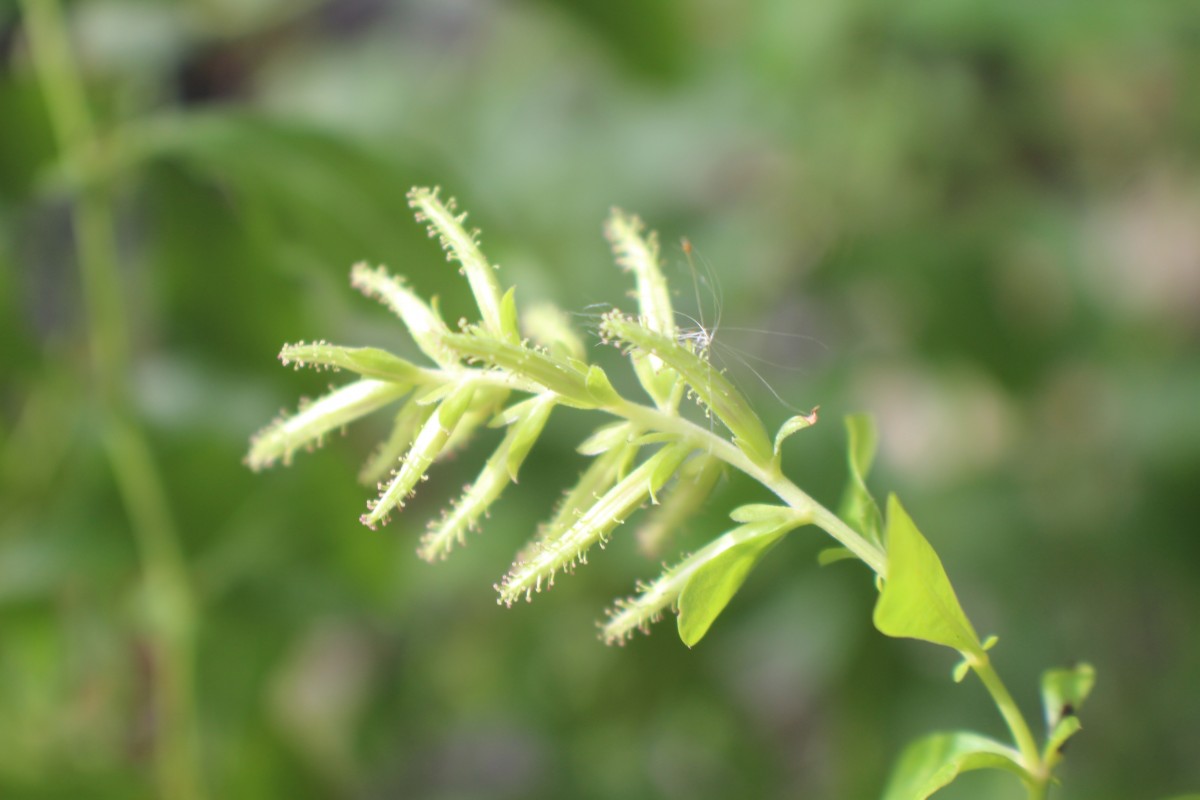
[249,188,1095,800]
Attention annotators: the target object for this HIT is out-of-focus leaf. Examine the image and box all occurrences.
[817,546,855,566]
[1041,663,1096,757]
[838,414,883,547]
[126,111,430,276]
[882,731,1028,800]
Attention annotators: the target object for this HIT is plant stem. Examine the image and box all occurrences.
[19,2,204,798]
[972,655,1045,784]
[614,396,1053,787]
[611,399,887,574]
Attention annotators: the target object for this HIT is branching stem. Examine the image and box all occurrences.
[610,399,888,574]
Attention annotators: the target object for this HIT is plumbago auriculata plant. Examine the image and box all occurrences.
[247,187,1094,800]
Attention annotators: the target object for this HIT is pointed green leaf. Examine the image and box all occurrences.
[677,519,801,647]
[882,731,1028,800]
[773,407,819,458]
[418,394,553,561]
[817,546,856,566]
[504,394,556,482]
[873,495,981,654]
[729,503,808,525]
[838,414,884,546]
[441,329,596,408]
[442,387,508,455]
[602,312,773,465]
[1041,662,1096,726]
[499,286,520,344]
[577,422,635,456]
[1041,663,1095,757]
[585,364,621,405]
[647,441,690,503]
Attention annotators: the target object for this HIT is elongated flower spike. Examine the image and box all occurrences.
[278,341,430,385]
[246,379,412,470]
[418,393,556,561]
[251,190,1082,798]
[350,263,458,368]
[600,311,776,467]
[636,454,724,557]
[605,208,680,409]
[603,503,811,644]
[497,442,693,605]
[516,424,642,563]
[407,187,520,345]
[358,400,435,485]
[360,383,477,529]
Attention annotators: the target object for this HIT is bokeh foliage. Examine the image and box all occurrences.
[2,1,1198,798]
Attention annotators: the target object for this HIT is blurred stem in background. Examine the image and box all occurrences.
[17,1,204,798]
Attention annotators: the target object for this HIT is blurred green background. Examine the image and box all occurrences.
[2,1,1199,798]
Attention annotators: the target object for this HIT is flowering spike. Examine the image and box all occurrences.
[605,208,678,408]
[350,263,457,368]
[407,187,518,343]
[604,208,676,343]
[361,383,476,528]
[636,455,723,557]
[523,427,641,561]
[246,379,410,471]
[418,394,556,561]
[279,341,427,385]
[441,328,598,409]
[601,511,811,645]
[358,399,436,485]
[600,311,774,466]
[498,442,691,606]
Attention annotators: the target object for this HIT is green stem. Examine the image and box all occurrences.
[972,655,1044,783]
[611,399,887,575]
[20,2,204,798]
[613,397,1051,786]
